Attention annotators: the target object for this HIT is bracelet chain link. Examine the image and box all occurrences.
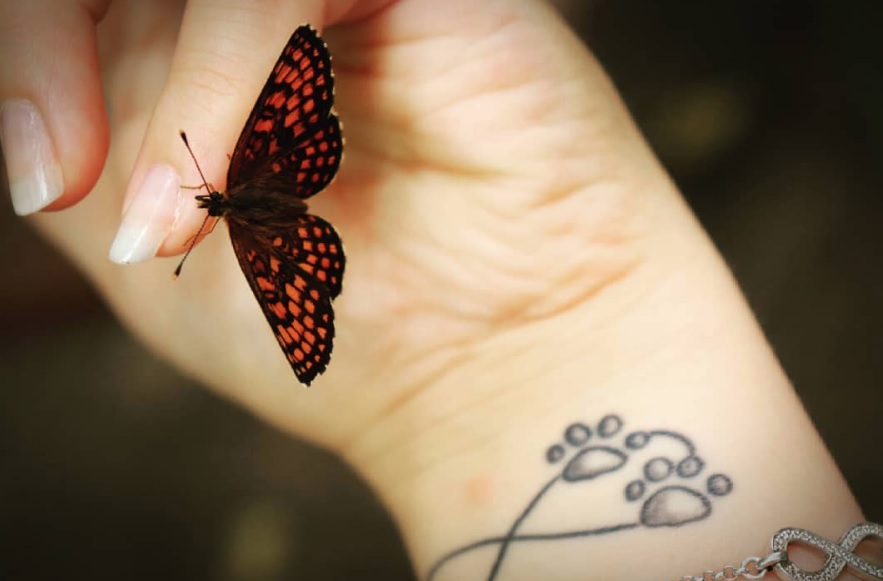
[675,521,883,581]
[677,550,787,581]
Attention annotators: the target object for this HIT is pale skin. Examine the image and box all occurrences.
[1,0,869,579]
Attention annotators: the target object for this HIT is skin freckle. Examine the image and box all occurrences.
[464,473,497,508]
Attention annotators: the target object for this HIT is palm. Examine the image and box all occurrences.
[33,1,638,450]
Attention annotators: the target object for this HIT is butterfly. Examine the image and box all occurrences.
[179,25,344,386]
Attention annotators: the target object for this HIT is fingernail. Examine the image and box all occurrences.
[0,99,64,215]
[109,164,181,264]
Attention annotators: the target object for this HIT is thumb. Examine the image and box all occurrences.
[0,0,110,216]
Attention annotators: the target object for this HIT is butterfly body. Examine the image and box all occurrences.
[187,25,344,386]
[197,187,308,228]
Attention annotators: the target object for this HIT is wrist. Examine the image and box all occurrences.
[341,211,862,579]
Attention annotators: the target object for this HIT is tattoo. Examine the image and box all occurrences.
[426,414,734,580]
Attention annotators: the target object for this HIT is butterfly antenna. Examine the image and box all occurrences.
[173,214,213,279]
[179,130,214,196]
[174,130,214,279]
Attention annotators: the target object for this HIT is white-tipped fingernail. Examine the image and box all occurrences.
[0,100,64,216]
[109,164,181,264]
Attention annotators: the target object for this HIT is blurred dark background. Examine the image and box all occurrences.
[2,1,881,579]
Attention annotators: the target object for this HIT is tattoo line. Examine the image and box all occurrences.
[425,414,734,581]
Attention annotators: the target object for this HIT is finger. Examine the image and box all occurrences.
[0,0,110,216]
[107,0,332,264]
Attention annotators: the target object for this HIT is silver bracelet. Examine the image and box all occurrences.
[677,522,883,581]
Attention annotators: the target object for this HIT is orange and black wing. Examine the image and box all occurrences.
[227,25,342,199]
[228,215,344,385]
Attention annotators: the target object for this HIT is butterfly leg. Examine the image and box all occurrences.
[204,216,221,236]
[181,216,221,247]
[181,183,216,191]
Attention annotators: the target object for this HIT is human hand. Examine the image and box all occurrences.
[11,0,661,450]
[4,1,864,579]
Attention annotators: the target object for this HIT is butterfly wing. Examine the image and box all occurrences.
[284,213,345,300]
[228,214,344,385]
[219,26,345,384]
[227,25,342,199]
